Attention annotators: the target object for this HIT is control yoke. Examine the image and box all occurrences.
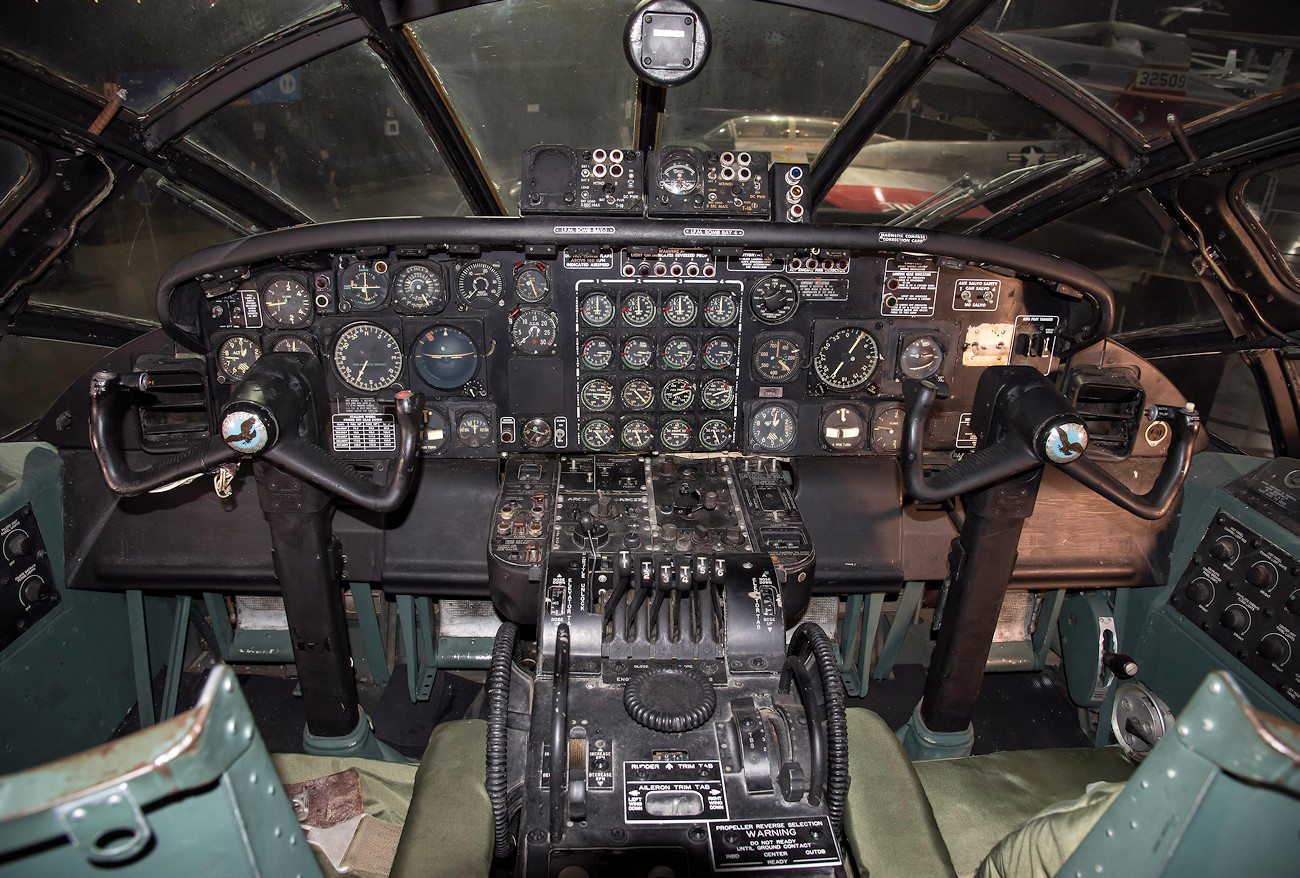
[901,366,1200,519]
[90,352,422,513]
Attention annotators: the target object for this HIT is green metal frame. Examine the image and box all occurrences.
[837,592,885,698]
[0,666,320,876]
[985,588,1065,672]
[873,581,926,681]
[393,595,494,703]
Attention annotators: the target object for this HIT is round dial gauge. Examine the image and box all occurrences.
[701,377,734,410]
[660,157,699,195]
[272,335,314,355]
[622,336,654,370]
[514,265,549,303]
[339,263,389,311]
[661,377,695,411]
[660,419,693,451]
[522,417,552,448]
[411,325,480,390]
[580,291,615,326]
[621,419,653,451]
[699,419,733,451]
[663,292,697,327]
[704,292,738,327]
[393,264,447,313]
[702,336,737,370]
[621,292,656,327]
[871,405,905,454]
[753,336,803,383]
[621,378,655,410]
[581,336,614,370]
[458,262,502,308]
[510,309,558,354]
[661,336,696,370]
[421,408,450,453]
[217,336,259,382]
[580,378,615,411]
[750,276,799,324]
[262,277,312,327]
[822,405,867,452]
[581,419,614,451]
[333,324,403,392]
[900,336,944,380]
[814,327,880,391]
[750,404,797,453]
[457,412,492,448]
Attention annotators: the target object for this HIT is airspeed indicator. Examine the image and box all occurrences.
[813,327,880,391]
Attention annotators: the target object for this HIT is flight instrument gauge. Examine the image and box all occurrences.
[272,335,314,355]
[813,327,880,391]
[821,405,867,452]
[899,336,944,380]
[581,419,615,451]
[663,292,697,327]
[580,378,614,411]
[622,336,654,370]
[660,336,695,370]
[621,419,653,452]
[701,377,734,410]
[704,292,738,327]
[458,262,502,309]
[749,276,799,324]
[660,419,693,451]
[217,335,259,382]
[522,418,552,448]
[411,325,480,389]
[871,405,905,454]
[339,263,388,311]
[702,336,736,370]
[700,419,732,451]
[750,404,797,453]
[333,324,403,391]
[514,265,549,303]
[621,378,654,410]
[393,264,447,313]
[621,292,656,327]
[581,291,615,327]
[660,154,700,195]
[510,309,558,354]
[661,377,695,411]
[262,277,312,327]
[457,412,492,448]
[753,336,802,383]
[581,336,614,370]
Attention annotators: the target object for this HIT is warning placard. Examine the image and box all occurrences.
[881,259,938,317]
[710,816,842,871]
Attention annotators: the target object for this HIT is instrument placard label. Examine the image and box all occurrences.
[881,258,938,317]
[331,413,396,452]
[710,816,842,871]
[623,760,727,823]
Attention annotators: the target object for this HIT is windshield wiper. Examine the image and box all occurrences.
[888,154,1085,230]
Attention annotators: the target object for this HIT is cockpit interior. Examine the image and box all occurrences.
[1,1,1299,876]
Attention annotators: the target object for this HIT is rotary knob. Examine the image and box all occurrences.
[1245,562,1277,590]
[3,529,35,561]
[1219,605,1250,633]
[1209,537,1239,564]
[1183,578,1213,605]
[1257,634,1289,666]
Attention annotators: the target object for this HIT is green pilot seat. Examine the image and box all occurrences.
[845,671,1300,878]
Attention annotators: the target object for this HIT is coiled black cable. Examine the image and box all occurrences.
[486,621,518,859]
[790,621,849,838]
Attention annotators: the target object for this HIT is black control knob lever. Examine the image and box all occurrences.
[1104,652,1139,679]
[901,367,1200,520]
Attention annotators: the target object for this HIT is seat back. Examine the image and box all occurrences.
[0,666,319,877]
[1060,671,1300,877]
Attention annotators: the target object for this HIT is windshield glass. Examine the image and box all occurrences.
[189,42,466,221]
[0,0,337,111]
[979,2,1300,138]
[823,58,1096,226]
[1241,162,1300,283]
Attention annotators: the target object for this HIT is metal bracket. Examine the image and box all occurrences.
[55,783,151,865]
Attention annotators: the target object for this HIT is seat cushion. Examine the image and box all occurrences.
[845,708,958,878]
[915,746,1134,875]
[976,781,1124,878]
[390,719,493,878]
